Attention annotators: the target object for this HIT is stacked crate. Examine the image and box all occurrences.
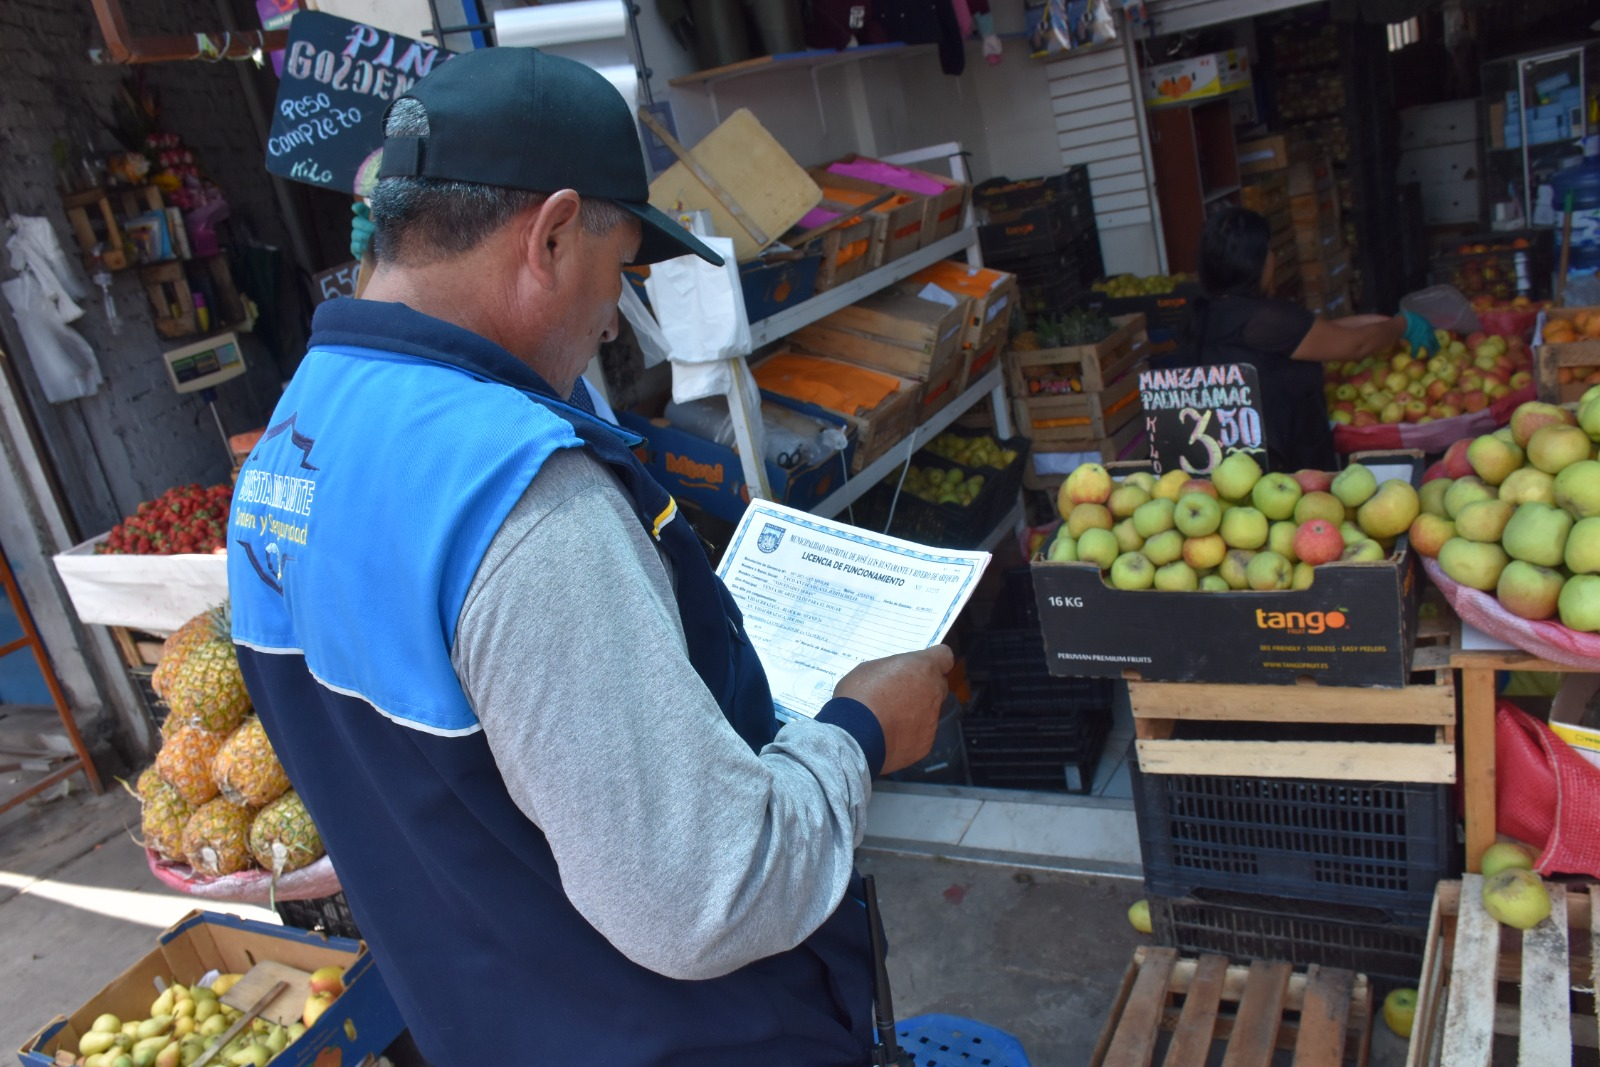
[1241,169,1300,304]
[973,169,1104,322]
[1243,134,1349,318]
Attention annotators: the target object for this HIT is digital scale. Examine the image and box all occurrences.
[162,331,248,462]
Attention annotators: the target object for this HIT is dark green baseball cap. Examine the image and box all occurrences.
[377,47,723,267]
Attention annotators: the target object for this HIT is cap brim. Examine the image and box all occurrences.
[620,201,726,267]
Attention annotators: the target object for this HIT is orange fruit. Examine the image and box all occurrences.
[1559,367,1575,384]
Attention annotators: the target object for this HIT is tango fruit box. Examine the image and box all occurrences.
[1030,451,1424,688]
[22,910,404,1067]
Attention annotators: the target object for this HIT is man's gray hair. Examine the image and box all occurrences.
[369,97,630,265]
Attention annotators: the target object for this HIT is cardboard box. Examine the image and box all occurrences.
[753,350,922,473]
[899,262,1018,350]
[617,405,853,524]
[1236,133,1311,176]
[1031,452,1426,688]
[648,108,821,263]
[21,911,404,1067]
[1144,50,1251,108]
[791,290,972,382]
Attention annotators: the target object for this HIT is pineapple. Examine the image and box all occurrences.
[137,767,195,861]
[212,718,290,809]
[163,604,251,734]
[151,607,222,698]
[156,724,231,807]
[183,798,254,877]
[249,791,325,874]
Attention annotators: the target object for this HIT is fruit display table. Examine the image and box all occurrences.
[52,536,229,634]
[1405,877,1596,1066]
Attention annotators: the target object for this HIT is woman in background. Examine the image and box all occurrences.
[1182,207,1438,472]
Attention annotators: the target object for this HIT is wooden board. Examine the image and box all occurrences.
[1129,678,1455,726]
[220,960,312,1027]
[1132,739,1457,783]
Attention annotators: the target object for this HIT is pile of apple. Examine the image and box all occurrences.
[1410,397,1600,632]
[1044,454,1418,592]
[1323,329,1531,427]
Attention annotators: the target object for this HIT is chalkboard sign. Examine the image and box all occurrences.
[264,11,448,195]
[1139,362,1268,476]
[311,260,361,305]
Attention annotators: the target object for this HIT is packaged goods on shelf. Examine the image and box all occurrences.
[1142,50,1252,107]
[752,349,921,472]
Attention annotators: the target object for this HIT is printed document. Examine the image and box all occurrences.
[718,500,991,722]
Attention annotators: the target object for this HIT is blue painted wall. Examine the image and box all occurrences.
[0,595,52,705]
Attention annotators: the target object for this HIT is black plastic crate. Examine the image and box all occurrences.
[978,628,1113,715]
[988,566,1041,630]
[854,430,1031,549]
[1149,888,1429,992]
[276,891,362,940]
[963,695,1110,794]
[974,167,1093,221]
[1130,759,1458,915]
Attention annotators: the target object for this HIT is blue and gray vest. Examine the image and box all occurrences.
[228,298,879,1066]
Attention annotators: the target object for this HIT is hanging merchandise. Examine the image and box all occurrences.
[3,215,103,403]
[1026,0,1117,60]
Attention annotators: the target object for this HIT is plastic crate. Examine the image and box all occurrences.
[1130,759,1458,915]
[854,429,1031,549]
[893,1013,1031,1066]
[276,891,362,940]
[976,628,1114,715]
[1149,887,1429,993]
[987,566,1041,630]
[961,665,1112,794]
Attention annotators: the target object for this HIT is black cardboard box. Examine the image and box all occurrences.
[1084,280,1203,335]
[1030,452,1425,689]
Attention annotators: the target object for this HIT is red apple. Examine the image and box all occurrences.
[1180,478,1218,498]
[308,965,345,997]
[1353,409,1378,428]
[1466,331,1488,349]
[1293,469,1334,494]
[1442,438,1474,479]
[1294,520,1346,566]
[1464,391,1489,413]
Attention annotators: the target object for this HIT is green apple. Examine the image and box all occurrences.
[1132,497,1177,538]
[1143,529,1185,567]
[1123,471,1157,494]
[1559,573,1600,631]
[1107,483,1151,519]
[1510,400,1576,448]
[1479,842,1536,879]
[1174,492,1223,537]
[1501,502,1573,567]
[1076,528,1120,569]
[1211,451,1263,501]
[1554,460,1600,520]
[1357,481,1421,540]
[1219,506,1269,550]
[1383,988,1418,1040]
[1341,539,1386,563]
[1498,467,1556,507]
[1153,560,1198,591]
[1199,574,1231,592]
[1151,469,1190,501]
[1418,478,1453,518]
[1127,898,1153,934]
[1245,550,1293,590]
[1067,502,1114,539]
[1526,424,1592,475]
[1581,396,1600,442]
[1444,476,1496,518]
[1112,518,1145,554]
[1268,521,1299,563]
[1294,490,1345,526]
[1182,533,1228,571]
[1467,434,1524,486]
[1480,868,1552,929]
[1219,549,1256,590]
[1454,499,1515,543]
[1045,531,1078,562]
[1497,560,1565,620]
[1439,537,1509,591]
[1407,514,1455,559]
[1566,516,1600,574]
[1109,551,1155,591]
[1339,521,1367,547]
[1331,464,1378,508]
[1291,561,1316,589]
[1250,472,1303,521]
[1062,462,1113,507]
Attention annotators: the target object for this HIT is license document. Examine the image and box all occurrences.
[717,500,991,723]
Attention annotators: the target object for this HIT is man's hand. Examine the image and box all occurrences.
[834,646,954,775]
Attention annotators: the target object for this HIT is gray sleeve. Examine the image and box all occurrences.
[452,449,873,981]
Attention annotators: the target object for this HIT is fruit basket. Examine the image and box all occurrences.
[1423,555,1600,668]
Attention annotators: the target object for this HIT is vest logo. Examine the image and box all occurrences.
[665,452,724,485]
[1255,609,1347,635]
[848,4,866,28]
[757,523,786,554]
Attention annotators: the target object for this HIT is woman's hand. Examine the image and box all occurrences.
[1402,310,1440,358]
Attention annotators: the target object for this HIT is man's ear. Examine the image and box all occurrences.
[522,190,583,288]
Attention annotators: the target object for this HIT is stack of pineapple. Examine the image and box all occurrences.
[137,604,326,880]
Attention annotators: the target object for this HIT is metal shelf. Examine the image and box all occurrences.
[749,228,979,349]
[810,367,1005,520]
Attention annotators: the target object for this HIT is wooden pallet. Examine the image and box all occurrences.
[1407,877,1598,1066]
[1128,607,1457,782]
[1091,946,1373,1066]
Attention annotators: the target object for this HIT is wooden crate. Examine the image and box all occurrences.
[792,290,971,382]
[1407,878,1597,1066]
[810,171,926,264]
[1128,608,1457,783]
[916,345,965,425]
[1091,947,1373,1067]
[1005,314,1148,446]
[811,213,878,292]
[1534,306,1600,404]
[1020,415,1149,491]
[110,626,166,668]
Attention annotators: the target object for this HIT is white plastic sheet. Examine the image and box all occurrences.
[642,236,753,404]
[53,536,230,634]
[5,214,102,403]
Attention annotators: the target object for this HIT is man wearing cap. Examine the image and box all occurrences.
[228,46,950,1067]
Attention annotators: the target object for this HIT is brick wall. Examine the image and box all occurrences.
[0,0,328,541]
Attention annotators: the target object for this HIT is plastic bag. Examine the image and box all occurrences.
[145,848,343,905]
[641,236,754,404]
[1399,284,1481,335]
